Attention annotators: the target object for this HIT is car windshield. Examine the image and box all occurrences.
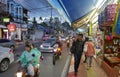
[45,39,55,43]
[0,39,10,43]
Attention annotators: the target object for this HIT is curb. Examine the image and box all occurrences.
[61,54,72,77]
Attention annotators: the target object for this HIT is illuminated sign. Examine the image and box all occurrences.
[3,18,10,22]
[8,24,16,32]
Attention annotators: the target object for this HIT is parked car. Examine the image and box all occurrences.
[0,46,14,72]
[40,38,56,52]
[0,39,15,49]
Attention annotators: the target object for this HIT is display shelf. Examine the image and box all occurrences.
[102,61,119,77]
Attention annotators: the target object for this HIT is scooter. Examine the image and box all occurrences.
[53,44,62,65]
[16,54,40,77]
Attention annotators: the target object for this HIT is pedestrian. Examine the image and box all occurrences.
[83,37,89,63]
[85,37,95,69]
[66,37,70,48]
[70,34,85,75]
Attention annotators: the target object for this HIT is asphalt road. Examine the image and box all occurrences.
[0,42,70,77]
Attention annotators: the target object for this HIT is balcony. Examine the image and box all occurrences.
[0,2,7,13]
[0,0,7,4]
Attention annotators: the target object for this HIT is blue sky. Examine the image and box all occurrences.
[14,0,68,23]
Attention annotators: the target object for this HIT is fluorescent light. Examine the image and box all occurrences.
[95,0,107,8]
[92,16,98,23]
[77,28,85,32]
[113,0,118,3]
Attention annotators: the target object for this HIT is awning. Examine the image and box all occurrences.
[58,0,97,22]
[0,25,7,28]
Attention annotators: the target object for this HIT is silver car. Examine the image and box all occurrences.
[0,39,15,49]
[0,46,14,72]
[40,38,56,52]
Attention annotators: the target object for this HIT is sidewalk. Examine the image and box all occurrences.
[68,55,108,77]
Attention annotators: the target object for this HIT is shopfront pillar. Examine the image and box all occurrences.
[88,21,92,36]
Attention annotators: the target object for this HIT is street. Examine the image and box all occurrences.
[0,42,70,77]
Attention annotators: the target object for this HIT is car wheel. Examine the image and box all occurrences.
[0,59,9,72]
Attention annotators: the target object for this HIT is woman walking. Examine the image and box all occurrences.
[85,37,95,69]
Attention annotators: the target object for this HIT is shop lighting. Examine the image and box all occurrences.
[113,0,118,3]
[97,0,107,9]
[92,16,98,24]
[95,0,107,9]
[77,28,85,32]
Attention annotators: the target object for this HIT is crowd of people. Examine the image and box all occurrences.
[70,34,95,76]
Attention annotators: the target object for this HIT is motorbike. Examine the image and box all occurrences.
[53,44,62,65]
[66,40,70,48]
[16,54,40,77]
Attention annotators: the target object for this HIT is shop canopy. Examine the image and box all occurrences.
[58,0,97,22]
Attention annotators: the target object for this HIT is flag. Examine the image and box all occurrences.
[112,0,120,35]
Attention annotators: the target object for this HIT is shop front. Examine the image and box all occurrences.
[98,3,120,77]
[0,25,8,39]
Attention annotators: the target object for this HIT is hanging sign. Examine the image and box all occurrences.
[3,18,10,22]
[8,24,16,32]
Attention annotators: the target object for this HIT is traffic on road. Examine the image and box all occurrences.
[0,36,71,77]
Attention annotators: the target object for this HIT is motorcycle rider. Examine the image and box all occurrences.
[19,44,41,77]
[53,38,62,55]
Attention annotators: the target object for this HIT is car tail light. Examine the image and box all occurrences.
[40,56,44,61]
[9,49,13,53]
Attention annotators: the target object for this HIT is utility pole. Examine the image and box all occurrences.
[51,7,52,19]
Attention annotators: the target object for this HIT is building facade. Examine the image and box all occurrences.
[0,0,8,38]
[7,0,28,24]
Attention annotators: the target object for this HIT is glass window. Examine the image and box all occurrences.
[0,39,10,43]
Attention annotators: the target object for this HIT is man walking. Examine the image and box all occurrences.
[71,34,85,75]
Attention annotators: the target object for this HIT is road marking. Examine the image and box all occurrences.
[61,54,72,77]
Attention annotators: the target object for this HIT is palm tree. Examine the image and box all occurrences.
[40,17,43,21]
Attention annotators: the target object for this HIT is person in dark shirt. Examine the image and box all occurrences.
[71,34,85,75]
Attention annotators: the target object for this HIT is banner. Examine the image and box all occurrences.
[115,9,120,35]
[112,0,120,36]
[8,24,16,32]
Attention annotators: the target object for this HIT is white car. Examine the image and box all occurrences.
[40,38,56,52]
[0,46,14,72]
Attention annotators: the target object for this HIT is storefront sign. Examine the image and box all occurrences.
[3,18,10,22]
[8,24,16,32]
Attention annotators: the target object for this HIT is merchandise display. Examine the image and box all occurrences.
[98,3,120,77]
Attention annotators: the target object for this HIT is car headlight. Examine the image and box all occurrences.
[16,72,23,77]
[40,45,43,48]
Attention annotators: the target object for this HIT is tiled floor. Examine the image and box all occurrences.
[68,55,108,77]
